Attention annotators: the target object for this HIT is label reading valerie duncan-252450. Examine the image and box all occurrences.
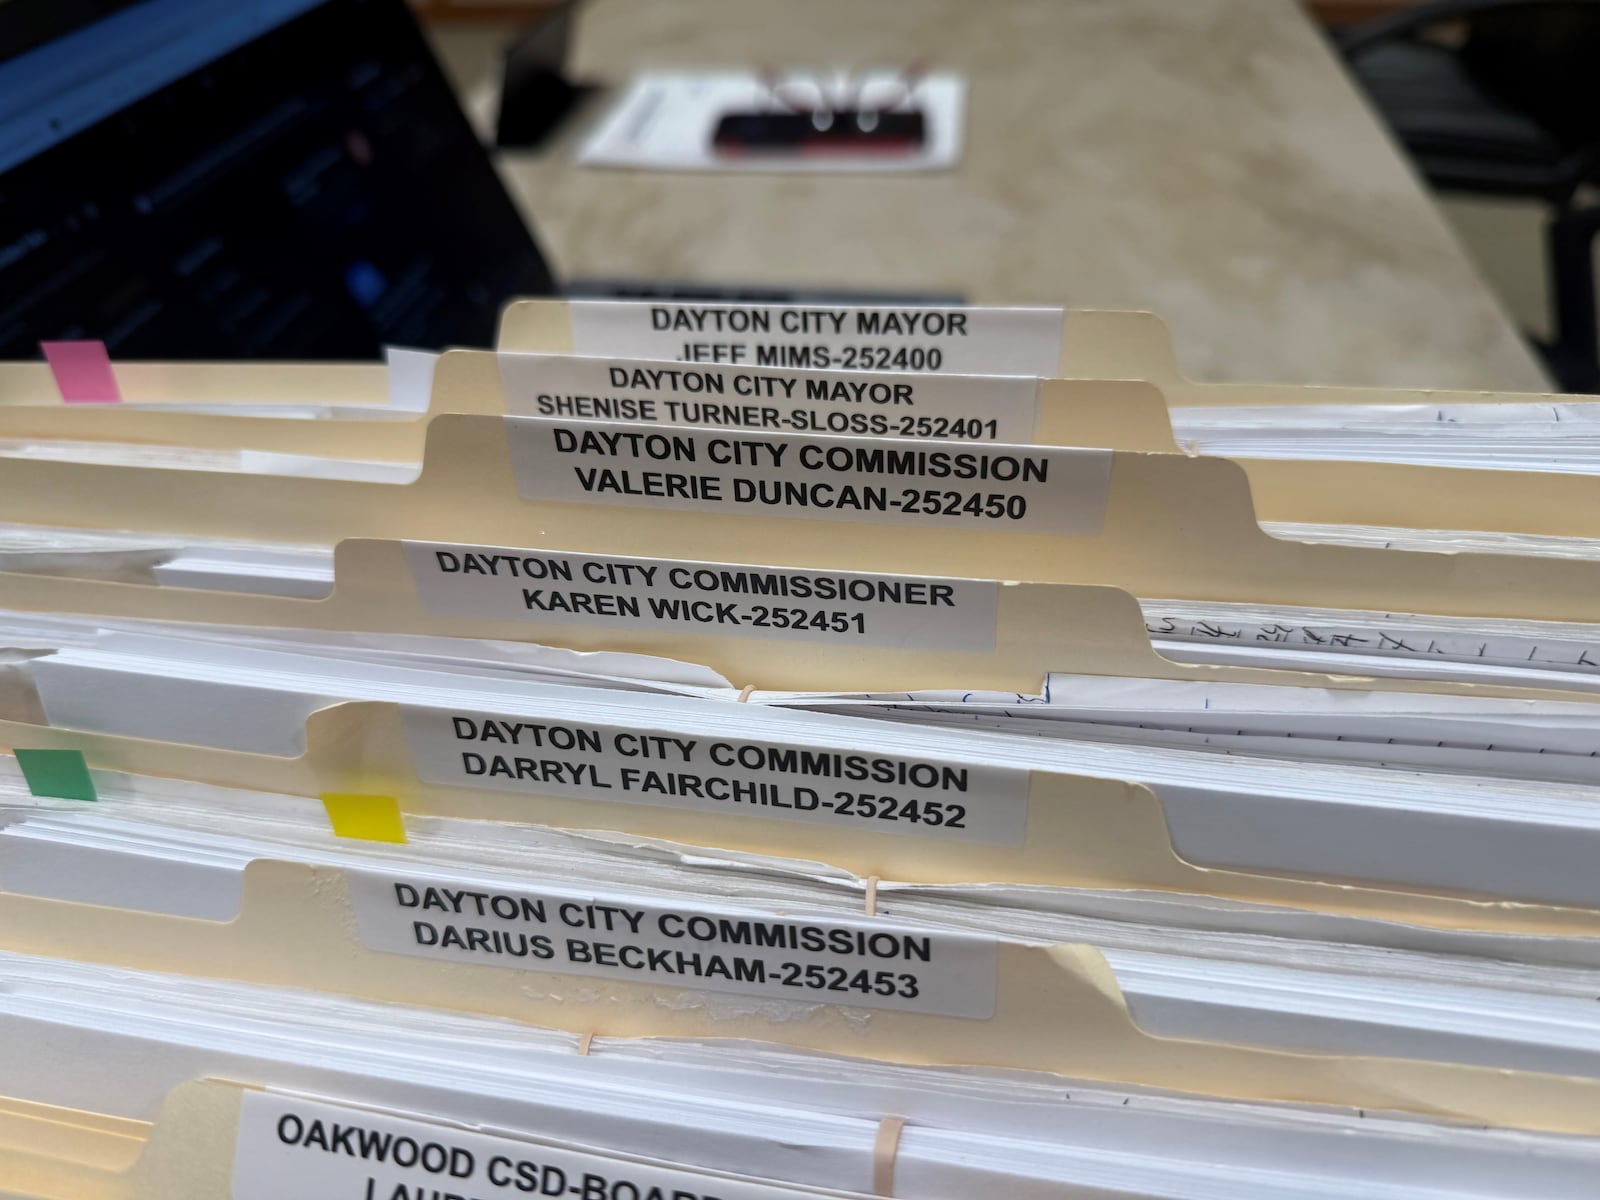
[502,417,1110,535]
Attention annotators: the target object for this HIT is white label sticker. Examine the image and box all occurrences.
[403,543,1000,652]
[346,868,998,1019]
[498,352,1040,442]
[232,1091,821,1200]
[401,706,1028,847]
[503,418,1110,534]
[563,299,1065,376]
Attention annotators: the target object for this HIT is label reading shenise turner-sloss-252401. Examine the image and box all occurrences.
[401,706,1030,848]
[346,868,998,1020]
[498,352,1040,442]
[232,1091,826,1200]
[502,418,1111,535]
[403,544,1001,652]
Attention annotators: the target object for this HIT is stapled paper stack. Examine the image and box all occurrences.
[7,303,1600,1199]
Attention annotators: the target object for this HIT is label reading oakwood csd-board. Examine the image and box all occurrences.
[498,352,1040,442]
[346,868,998,1019]
[232,1091,820,1200]
[403,543,1000,652]
[401,706,1029,847]
[503,418,1110,534]
[562,300,1066,376]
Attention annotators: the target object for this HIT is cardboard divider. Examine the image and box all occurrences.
[1052,309,1600,536]
[0,1084,229,1200]
[0,1081,874,1200]
[498,300,1568,409]
[5,537,1598,699]
[499,301,1600,538]
[8,702,1595,934]
[0,361,389,410]
[0,868,1599,1139]
[6,307,1600,536]
[0,362,414,459]
[4,412,1600,620]
[0,348,1175,461]
[1054,310,1600,536]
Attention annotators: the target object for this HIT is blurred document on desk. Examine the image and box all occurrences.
[578,71,966,172]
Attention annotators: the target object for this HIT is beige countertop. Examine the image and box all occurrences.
[486,0,1549,389]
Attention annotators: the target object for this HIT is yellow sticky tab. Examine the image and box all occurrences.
[320,793,407,844]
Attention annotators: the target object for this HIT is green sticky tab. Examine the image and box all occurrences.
[14,748,96,801]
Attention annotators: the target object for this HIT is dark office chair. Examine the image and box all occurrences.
[1340,0,1600,390]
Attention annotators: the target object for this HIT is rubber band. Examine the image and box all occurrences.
[871,1116,904,1196]
[576,1033,594,1057]
[863,876,880,917]
[736,684,756,703]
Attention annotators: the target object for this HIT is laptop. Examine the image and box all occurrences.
[0,0,557,358]
[0,0,957,361]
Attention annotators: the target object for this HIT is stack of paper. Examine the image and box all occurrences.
[8,627,1600,912]
[9,955,1600,1199]
[8,301,1600,1197]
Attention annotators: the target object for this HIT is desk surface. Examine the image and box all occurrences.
[490,0,1549,389]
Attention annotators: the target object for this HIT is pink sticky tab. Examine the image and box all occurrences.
[40,340,121,404]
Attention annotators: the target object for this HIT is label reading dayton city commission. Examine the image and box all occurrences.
[503,418,1110,535]
[403,544,1000,652]
[346,869,998,1019]
[401,706,1030,847]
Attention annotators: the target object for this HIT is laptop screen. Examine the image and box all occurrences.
[0,0,557,358]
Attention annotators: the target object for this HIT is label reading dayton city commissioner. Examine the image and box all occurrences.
[403,543,999,652]
[232,1091,822,1200]
[498,352,1040,442]
[562,299,1066,375]
[401,705,1029,847]
[502,417,1110,535]
[346,869,998,1019]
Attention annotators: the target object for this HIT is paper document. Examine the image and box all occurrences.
[578,71,966,173]
[6,953,1600,1198]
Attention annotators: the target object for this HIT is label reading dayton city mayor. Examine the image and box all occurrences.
[232,1091,821,1200]
[563,299,1066,375]
[498,352,1040,442]
[401,706,1029,847]
[346,868,998,1019]
[502,418,1111,535]
[403,544,999,652]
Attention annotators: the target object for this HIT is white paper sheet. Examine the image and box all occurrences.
[578,71,965,173]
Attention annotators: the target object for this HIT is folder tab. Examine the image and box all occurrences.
[233,1090,826,1200]
[558,299,1068,376]
[498,350,1043,442]
[13,748,96,801]
[320,792,406,844]
[404,542,1002,653]
[39,340,121,404]
[504,416,1112,535]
